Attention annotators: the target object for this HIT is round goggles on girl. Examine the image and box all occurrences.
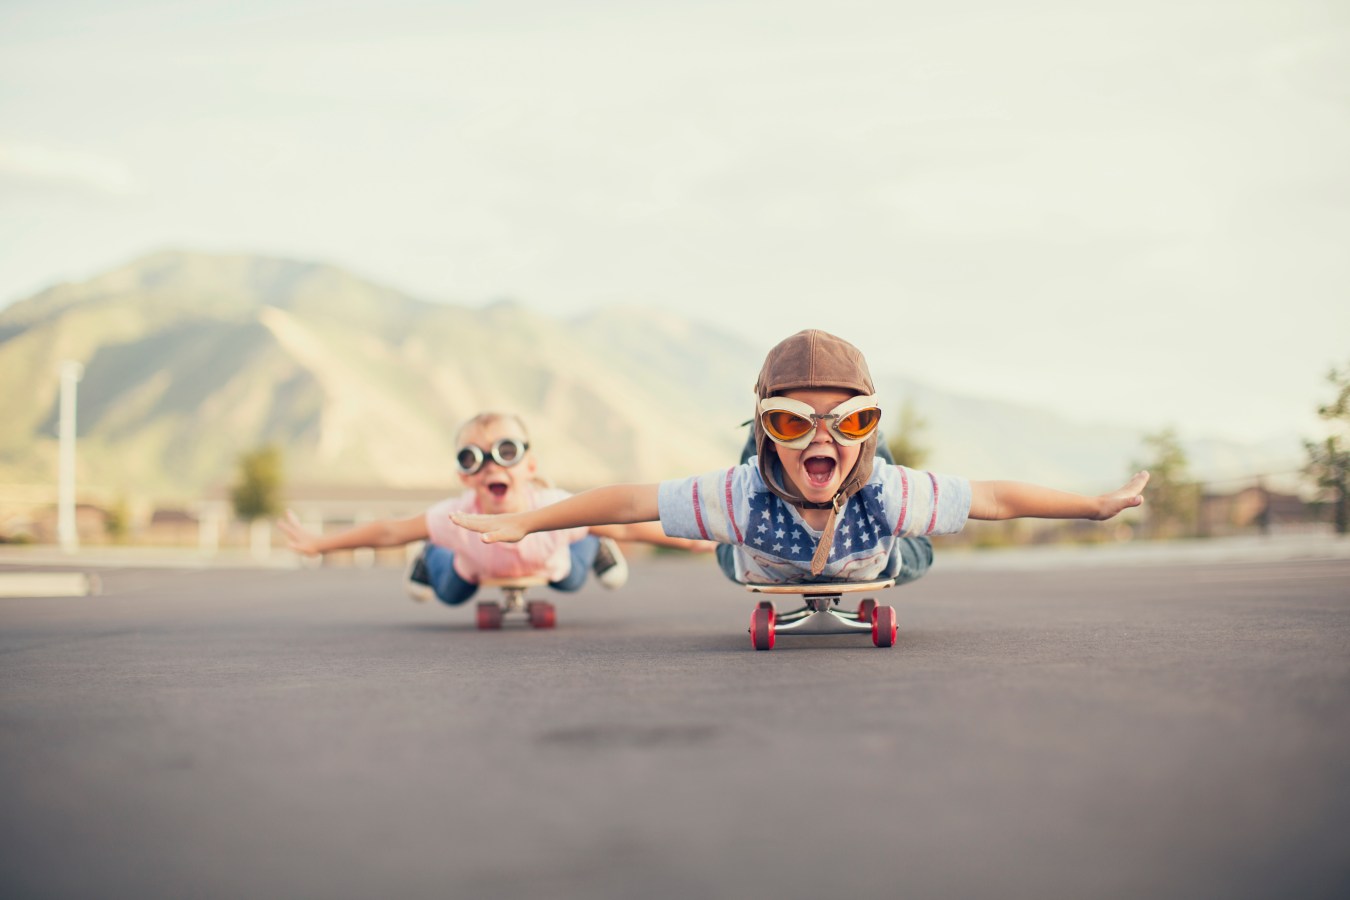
[456,438,529,475]
[758,394,882,450]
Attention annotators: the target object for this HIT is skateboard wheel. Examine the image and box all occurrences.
[476,601,503,630]
[756,600,775,613]
[857,598,877,623]
[872,605,897,648]
[750,606,775,651]
[528,601,556,629]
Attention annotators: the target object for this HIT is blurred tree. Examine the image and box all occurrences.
[1132,427,1199,538]
[104,495,131,543]
[230,444,284,522]
[886,400,930,469]
[1303,361,1350,534]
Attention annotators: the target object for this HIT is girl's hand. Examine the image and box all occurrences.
[277,509,322,556]
[1094,471,1150,520]
[451,511,530,544]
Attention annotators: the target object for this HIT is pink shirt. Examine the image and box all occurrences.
[425,487,589,583]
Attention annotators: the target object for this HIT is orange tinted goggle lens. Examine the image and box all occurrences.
[762,409,815,441]
[837,407,881,439]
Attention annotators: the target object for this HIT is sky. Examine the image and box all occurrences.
[2,0,1347,445]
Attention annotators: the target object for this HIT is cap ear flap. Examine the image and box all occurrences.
[840,432,878,498]
[753,411,791,500]
[754,416,773,463]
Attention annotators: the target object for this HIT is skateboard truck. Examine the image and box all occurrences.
[475,576,555,630]
[743,579,898,650]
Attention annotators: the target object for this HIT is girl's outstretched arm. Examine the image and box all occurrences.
[590,521,713,552]
[277,509,428,556]
[452,484,661,544]
[969,472,1149,521]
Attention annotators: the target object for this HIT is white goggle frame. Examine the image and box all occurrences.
[757,394,882,450]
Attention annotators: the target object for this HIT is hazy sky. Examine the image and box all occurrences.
[2,0,1347,444]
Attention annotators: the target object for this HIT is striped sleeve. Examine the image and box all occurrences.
[658,467,746,544]
[888,465,972,537]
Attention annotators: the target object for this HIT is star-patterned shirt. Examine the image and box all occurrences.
[658,457,971,584]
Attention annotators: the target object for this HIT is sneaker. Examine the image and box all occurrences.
[592,537,629,590]
[404,546,435,603]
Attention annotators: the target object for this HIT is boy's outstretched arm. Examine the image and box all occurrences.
[452,484,661,543]
[968,472,1149,521]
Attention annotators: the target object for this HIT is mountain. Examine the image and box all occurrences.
[0,250,1302,503]
[0,250,756,500]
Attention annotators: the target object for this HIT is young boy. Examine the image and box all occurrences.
[278,411,706,605]
[451,331,1149,587]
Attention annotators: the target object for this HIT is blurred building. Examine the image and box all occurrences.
[1199,485,1325,536]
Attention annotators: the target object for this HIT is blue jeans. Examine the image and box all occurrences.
[715,537,932,585]
[421,535,600,606]
[719,427,933,585]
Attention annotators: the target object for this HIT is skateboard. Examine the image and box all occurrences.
[744,579,898,650]
[475,576,555,630]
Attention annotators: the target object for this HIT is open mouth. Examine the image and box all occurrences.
[803,455,837,488]
[486,481,510,500]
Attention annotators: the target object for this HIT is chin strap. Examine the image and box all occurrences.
[809,493,846,576]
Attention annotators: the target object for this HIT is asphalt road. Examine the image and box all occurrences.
[2,552,1348,900]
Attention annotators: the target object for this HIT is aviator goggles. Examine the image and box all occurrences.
[456,438,529,475]
[758,394,882,450]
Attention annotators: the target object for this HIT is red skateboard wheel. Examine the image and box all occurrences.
[750,606,775,651]
[476,602,503,630]
[872,605,897,648]
[527,601,556,629]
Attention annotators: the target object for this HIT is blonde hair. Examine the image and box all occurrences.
[454,411,530,446]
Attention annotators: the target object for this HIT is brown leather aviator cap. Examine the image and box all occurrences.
[755,328,876,399]
[753,329,879,574]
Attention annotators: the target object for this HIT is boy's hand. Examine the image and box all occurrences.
[452,511,530,544]
[1093,471,1150,520]
[277,509,322,556]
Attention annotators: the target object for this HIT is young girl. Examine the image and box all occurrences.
[278,411,706,604]
[450,331,1149,587]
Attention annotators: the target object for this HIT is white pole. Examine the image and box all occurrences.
[57,360,84,553]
